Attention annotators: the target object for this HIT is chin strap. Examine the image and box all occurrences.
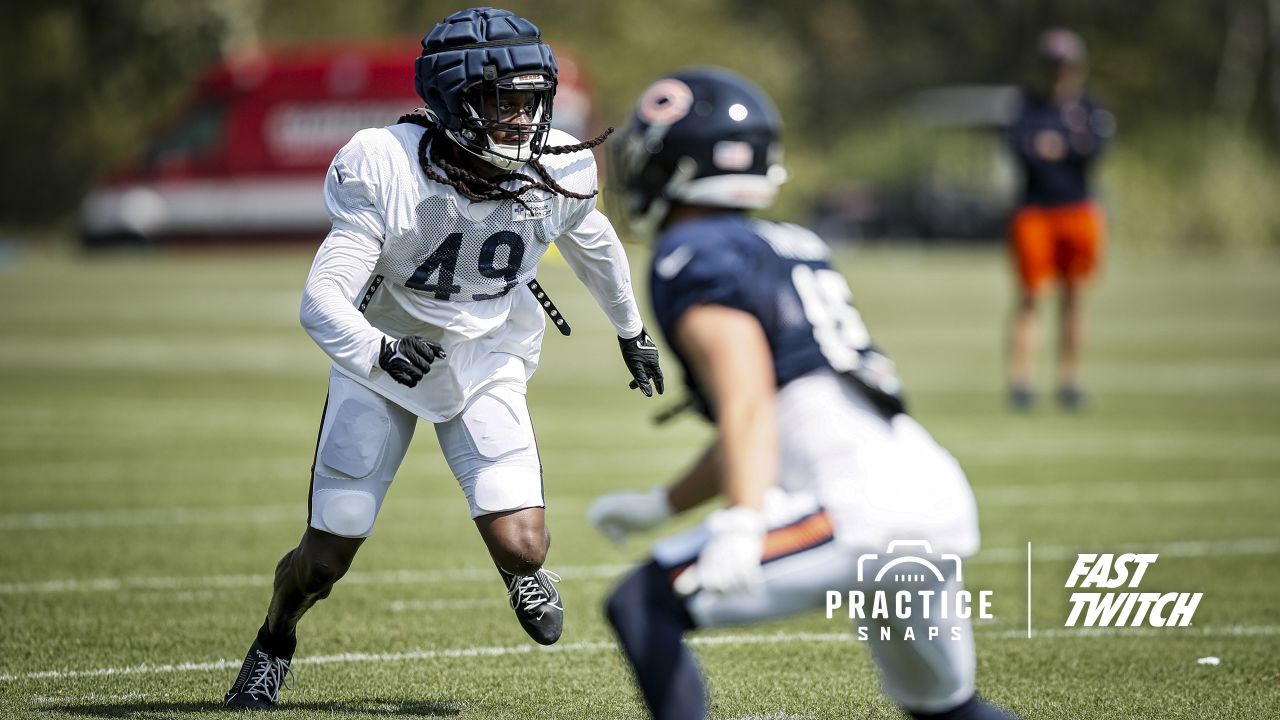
[528,278,570,336]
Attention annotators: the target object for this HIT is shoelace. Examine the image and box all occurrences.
[507,570,562,613]
[243,651,295,701]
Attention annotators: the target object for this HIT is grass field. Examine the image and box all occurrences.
[1,245,1277,719]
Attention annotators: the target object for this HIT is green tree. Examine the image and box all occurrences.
[0,1,227,229]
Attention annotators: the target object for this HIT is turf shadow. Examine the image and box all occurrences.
[38,697,463,717]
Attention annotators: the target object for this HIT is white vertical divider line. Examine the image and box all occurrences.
[1026,540,1032,639]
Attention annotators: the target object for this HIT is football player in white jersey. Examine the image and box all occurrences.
[224,8,662,710]
[588,69,1017,720]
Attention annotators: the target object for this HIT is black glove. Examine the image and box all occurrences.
[378,336,445,388]
[618,328,664,397]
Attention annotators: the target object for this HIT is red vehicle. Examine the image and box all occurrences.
[81,41,593,246]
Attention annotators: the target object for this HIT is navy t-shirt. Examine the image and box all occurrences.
[1008,90,1114,207]
[650,213,900,417]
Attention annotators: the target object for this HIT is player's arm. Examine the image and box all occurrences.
[300,144,443,387]
[557,208,663,396]
[586,438,722,545]
[674,304,776,513]
[667,440,724,512]
[300,225,380,373]
[671,303,776,593]
[585,303,779,588]
[1073,100,1116,161]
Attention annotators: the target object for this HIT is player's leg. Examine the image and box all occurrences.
[790,381,1007,718]
[1057,283,1085,407]
[1055,202,1104,410]
[225,369,417,709]
[859,574,1015,720]
[435,384,562,644]
[668,506,1008,719]
[605,561,704,720]
[605,495,842,720]
[288,370,418,624]
[262,528,364,656]
[668,529,1015,720]
[475,506,549,575]
[475,506,563,645]
[1008,292,1038,410]
[854,414,1014,719]
[1007,207,1052,410]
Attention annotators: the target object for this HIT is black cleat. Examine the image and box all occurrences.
[501,567,563,646]
[1058,385,1087,412]
[224,638,294,710]
[1008,385,1035,412]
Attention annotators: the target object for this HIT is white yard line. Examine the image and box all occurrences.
[1,642,614,683]
[1001,625,1280,640]
[1,476,1271,531]
[32,691,173,705]
[953,435,1280,463]
[973,477,1273,507]
[131,590,219,605]
[387,598,504,612]
[0,564,632,595]
[4,625,1276,684]
[974,537,1280,564]
[3,538,1276,596]
[0,504,301,530]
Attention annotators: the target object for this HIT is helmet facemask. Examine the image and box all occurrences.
[451,71,556,172]
[609,130,697,237]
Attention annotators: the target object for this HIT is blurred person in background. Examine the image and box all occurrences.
[1006,27,1114,411]
[589,68,1016,720]
[222,7,662,710]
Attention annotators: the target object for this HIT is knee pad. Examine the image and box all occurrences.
[441,387,544,518]
[311,489,377,538]
[472,470,545,515]
[463,391,540,514]
[309,390,406,537]
[319,398,390,479]
[462,391,533,461]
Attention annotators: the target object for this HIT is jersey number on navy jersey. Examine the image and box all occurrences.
[791,264,906,415]
[406,231,527,301]
[791,265,870,373]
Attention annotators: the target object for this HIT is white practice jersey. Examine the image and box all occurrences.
[300,124,643,422]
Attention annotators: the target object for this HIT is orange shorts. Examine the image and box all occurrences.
[1009,201,1105,292]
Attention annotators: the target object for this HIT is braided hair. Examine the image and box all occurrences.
[396,112,612,209]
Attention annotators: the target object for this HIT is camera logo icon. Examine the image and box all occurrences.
[857,540,964,584]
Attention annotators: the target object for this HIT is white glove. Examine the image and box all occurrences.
[586,487,673,546]
[675,506,765,596]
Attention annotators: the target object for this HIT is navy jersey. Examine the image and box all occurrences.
[650,213,904,419]
[1009,90,1114,207]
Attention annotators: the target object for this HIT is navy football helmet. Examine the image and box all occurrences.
[415,7,558,170]
[611,67,787,234]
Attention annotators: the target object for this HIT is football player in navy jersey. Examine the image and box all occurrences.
[588,69,1017,720]
[1006,28,1113,411]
